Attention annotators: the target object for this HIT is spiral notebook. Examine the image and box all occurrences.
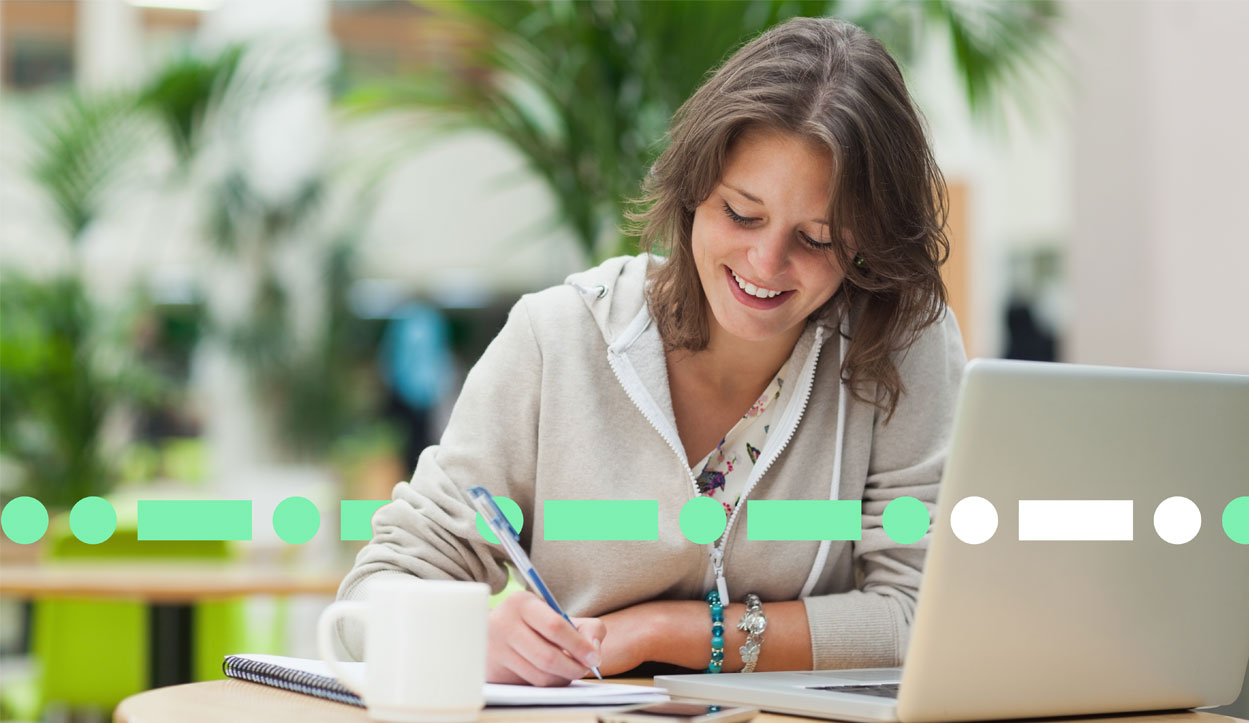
[222,654,667,707]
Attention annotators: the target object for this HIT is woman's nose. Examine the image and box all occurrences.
[747,229,789,280]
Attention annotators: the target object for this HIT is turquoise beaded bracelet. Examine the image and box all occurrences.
[705,589,725,673]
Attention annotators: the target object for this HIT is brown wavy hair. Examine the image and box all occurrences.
[629,16,949,418]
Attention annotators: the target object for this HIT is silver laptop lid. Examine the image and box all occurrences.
[900,360,1249,722]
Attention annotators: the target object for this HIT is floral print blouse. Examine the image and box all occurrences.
[690,361,791,519]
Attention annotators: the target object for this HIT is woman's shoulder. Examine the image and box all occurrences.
[519,254,655,346]
[882,305,967,418]
[896,305,967,372]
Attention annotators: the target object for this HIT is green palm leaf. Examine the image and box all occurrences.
[137,44,245,166]
[26,93,147,242]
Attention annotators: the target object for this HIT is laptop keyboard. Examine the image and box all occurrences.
[806,683,901,699]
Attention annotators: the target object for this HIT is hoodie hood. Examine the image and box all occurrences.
[564,254,654,346]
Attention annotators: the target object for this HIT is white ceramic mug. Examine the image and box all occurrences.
[317,577,490,722]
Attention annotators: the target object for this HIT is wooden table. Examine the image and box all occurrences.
[0,562,343,688]
[0,562,344,600]
[114,678,1249,723]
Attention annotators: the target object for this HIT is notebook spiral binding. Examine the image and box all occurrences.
[222,654,364,707]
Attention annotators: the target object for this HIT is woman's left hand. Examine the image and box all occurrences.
[592,602,663,676]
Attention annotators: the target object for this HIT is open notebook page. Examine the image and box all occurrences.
[225,654,669,706]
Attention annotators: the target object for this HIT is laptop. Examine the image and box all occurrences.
[656,359,1249,722]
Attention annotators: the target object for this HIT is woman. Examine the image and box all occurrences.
[337,16,966,685]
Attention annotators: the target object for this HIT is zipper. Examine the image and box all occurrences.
[605,338,712,600]
[605,350,701,494]
[605,315,830,602]
[711,324,827,599]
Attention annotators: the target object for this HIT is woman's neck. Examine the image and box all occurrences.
[675,315,804,398]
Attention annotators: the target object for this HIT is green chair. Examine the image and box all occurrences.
[31,511,251,713]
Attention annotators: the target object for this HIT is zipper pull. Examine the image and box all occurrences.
[711,546,729,601]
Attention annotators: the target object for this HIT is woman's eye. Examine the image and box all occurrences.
[799,231,834,249]
[721,202,757,226]
[722,201,830,248]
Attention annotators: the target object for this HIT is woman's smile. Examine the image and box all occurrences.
[725,266,793,310]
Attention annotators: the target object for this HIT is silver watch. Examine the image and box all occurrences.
[736,593,766,673]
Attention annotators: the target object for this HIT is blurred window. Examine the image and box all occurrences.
[2,1,75,89]
[330,0,480,94]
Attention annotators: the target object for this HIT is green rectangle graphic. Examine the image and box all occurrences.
[747,500,862,541]
[137,500,252,541]
[340,500,389,541]
[543,500,658,541]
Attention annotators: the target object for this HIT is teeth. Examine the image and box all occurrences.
[732,270,782,299]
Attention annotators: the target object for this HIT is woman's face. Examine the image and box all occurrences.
[691,128,846,348]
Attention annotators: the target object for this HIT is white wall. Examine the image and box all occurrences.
[911,22,1072,360]
[1067,0,1249,375]
[915,0,1249,376]
[350,122,587,298]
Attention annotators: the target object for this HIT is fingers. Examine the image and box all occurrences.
[486,627,581,687]
[572,616,607,646]
[517,595,600,669]
[572,616,606,667]
[487,592,602,686]
[505,618,592,684]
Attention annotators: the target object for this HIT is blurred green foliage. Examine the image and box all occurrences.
[2,42,389,503]
[0,49,242,506]
[168,43,391,459]
[0,275,165,508]
[138,44,245,167]
[27,93,148,242]
[352,0,1060,261]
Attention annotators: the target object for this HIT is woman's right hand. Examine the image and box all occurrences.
[486,590,606,686]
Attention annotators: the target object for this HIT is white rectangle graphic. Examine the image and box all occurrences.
[1018,500,1134,541]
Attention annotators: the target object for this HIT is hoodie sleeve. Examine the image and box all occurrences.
[803,309,967,669]
[334,298,543,660]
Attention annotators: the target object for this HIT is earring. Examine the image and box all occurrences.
[853,253,866,267]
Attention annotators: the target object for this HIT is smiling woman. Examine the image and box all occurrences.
[337,16,967,686]
[634,17,951,420]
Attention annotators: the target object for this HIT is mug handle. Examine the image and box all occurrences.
[317,600,369,696]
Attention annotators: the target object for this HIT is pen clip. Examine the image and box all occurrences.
[467,486,521,543]
[493,513,519,542]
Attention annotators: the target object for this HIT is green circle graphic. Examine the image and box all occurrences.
[680,496,727,544]
[2,497,49,545]
[1223,496,1249,544]
[476,496,524,544]
[273,496,320,544]
[70,496,117,545]
[883,496,930,545]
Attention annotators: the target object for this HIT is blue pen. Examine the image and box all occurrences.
[466,486,603,680]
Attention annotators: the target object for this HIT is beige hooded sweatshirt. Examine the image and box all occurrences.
[337,254,967,670]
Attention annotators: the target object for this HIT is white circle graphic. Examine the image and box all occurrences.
[1153,496,1201,545]
[950,496,998,545]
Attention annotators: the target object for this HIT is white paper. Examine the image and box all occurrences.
[231,654,668,706]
